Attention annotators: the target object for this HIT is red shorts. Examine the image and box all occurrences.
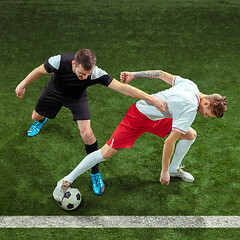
[106,103,172,149]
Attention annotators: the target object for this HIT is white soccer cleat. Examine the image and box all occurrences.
[53,179,71,202]
[169,167,194,182]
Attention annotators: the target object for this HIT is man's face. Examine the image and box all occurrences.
[72,60,95,80]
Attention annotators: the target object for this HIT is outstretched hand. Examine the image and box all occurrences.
[120,72,134,84]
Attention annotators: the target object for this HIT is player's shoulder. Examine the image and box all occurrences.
[59,53,74,64]
[47,53,74,70]
[91,65,109,80]
[172,75,196,86]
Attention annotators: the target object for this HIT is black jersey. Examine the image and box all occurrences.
[43,53,113,98]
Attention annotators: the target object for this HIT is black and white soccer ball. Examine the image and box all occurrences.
[58,187,82,211]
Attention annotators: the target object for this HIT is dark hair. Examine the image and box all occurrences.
[74,49,96,70]
[206,94,227,118]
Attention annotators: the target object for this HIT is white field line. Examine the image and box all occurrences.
[0,216,240,228]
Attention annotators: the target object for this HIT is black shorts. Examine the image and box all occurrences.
[35,88,91,121]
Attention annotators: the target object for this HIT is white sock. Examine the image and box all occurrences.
[64,149,105,183]
[169,139,195,173]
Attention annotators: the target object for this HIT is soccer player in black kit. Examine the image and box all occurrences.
[15,49,166,195]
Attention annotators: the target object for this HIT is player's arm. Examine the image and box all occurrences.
[160,130,182,185]
[108,78,167,111]
[15,64,48,98]
[120,70,174,85]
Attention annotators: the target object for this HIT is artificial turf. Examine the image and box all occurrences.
[0,0,239,238]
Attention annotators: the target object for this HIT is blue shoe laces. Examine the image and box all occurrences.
[31,121,42,130]
[92,174,102,187]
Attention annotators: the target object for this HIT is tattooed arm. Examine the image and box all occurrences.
[120,70,174,85]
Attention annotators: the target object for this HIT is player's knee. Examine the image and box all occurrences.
[102,151,113,159]
[31,112,36,121]
[80,129,95,143]
[32,115,37,121]
[32,111,43,121]
[189,129,197,140]
[182,128,197,141]
[101,144,117,159]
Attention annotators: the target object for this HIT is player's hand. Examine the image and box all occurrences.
[120,72,134,84]
[15,84,25,99]
[160,170,170,185]
[152,98,167,112]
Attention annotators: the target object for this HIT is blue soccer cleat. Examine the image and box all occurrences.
[27,118,48,137]
[91,171,105,195]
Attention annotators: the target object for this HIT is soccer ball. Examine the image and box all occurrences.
[58,187,82,211]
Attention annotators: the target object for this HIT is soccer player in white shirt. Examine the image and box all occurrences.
[53,69,227,201]
[15,50,166,196]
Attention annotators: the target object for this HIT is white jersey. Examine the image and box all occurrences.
[136,76,200,134]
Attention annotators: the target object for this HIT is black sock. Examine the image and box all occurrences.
[39,118,45,123]
[85,141,99,174]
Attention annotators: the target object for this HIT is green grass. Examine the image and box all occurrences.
[1,228,240,240]
[0,0,240,238]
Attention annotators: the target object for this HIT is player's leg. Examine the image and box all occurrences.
[66,94,105,195]
[168,127,197,182]
[53,144,118,201]
[32,110,45,121]
[53,103,143,201]
[64,144,117,183]
[76,120,96,146]
[27,89,62,137]
[27,110,48,137]
[149,119,196,182]
[76,119,105,195]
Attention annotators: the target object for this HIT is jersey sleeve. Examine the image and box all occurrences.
[172,109,197,134]
[43,55,61,73]
[172,75,196,87]
[91,66,113,86]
